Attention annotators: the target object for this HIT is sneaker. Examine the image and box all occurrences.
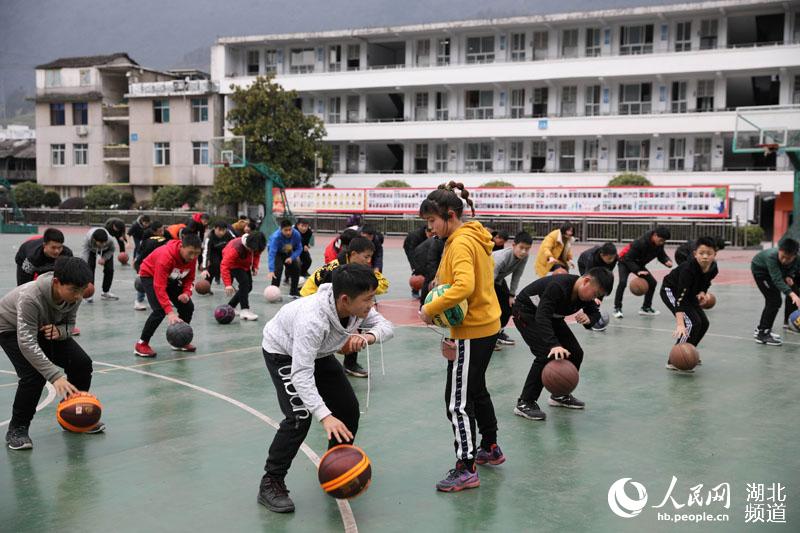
[289,293,301,300]
[5,426,32,450]
[435,462,480,492]
[475,444,506,466]
[497,332,515,345]
[171,343,196,352]
[665,362,695,373]
[134,341,157,357]
[85,422,106,434]
[101,292,119,301]
[134,301,147,311]
[84,296,94,303]
[70,327,81,336]
[514,399,546,421]
[344,361,368,378]
[753,327,782,340]
[548,394,586,409]
[411,290,420,299]
[240,309,259,321]
[638,307,660,316]
[591,322,608,332]
[754,330,783,346]
[493,342,503,351]
[613,308,623,319]
[258,475,295,513]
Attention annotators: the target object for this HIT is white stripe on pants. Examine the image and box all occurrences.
[448,339,473,461]
[665,287,693,343]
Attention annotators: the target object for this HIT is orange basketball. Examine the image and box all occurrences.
[83,283,95,299]
[700,293,716,310]
[195,279,211,295]
[318,444,372,499]
[629,276,649,296]
[56,392,103,433]
[541,359,579,396]
[117,252,129,265]
[669,343,699,371]
[409,275,425,291]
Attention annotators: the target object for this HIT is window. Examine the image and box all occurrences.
[668,138,685,170]
[434,143,448,172]
[331,145,341,173]
[50,103,65,126]
[511,33,526,61]
[347,44,360,70]
[435,92,448,120]
[416,39,430,67]
[671,81,687,113]
[346,145,359,173]
[265,49,278,74]
[559,140,576,171]
[583,139,599,171]
[415,92,429,120]
[79,69,91,86]
[619,83,652,115]
[585,28,602,56]
[414,144,428,173]
[508,141,524,171]
[466,36,495,64]
[532,87,548,117]
[531,140,546,171]
[51,144,65,166]
[247,50,260,75]
[72,102,88,125]
[693,137,712,170]
[465,90,494,119]
[153,99,169,123]
[346,95,359,123]
[510,89,525,118]
[699,19,718,50]
[45,70,61,87]
[73,143,88,166]
[585,85,601,116]
[437,38,451,65]
[561,86,577,116]
[561,29,579,58]
[794,75,800,105]
[290,48,315,74]
[328,45,342,72]
[675,22,692,51]
[154,142,170,166]
[328,96,341,123]
[616,139,650,171]
[620,24,654,55]
[191,98,208,122]
[532,31,548,60]
[192,141,209,165]
[696,80,715,112]
[465,142,493,172]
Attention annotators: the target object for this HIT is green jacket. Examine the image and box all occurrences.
[751,248,799,295]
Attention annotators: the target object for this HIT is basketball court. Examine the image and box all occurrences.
[0,230,797,532]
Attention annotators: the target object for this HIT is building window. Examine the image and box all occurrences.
[699,19,718,49]
[671,81,687,113]
[466,36,495,64]
[72,102,88,125]
[414,143,428,173]
[532,87,548,117]
[668,138,686,170]
[585,28,602,56]
[620,24,654,55]
[415,39,430,67]
[346,95,359,123]
[247,50,260,75]
[347,44,360,70]
[561,29,579,58]
[154,142,171,166]
[693,137,712,170]
[585,85,601,116]
[50,103,65,126]
[510,33,526,61]
[346,145,359,173]
[583,139,599,171]
[465,142,493,172]
[559,140,576,171]
[531,140,546,171]
[192,141,209,165]
[331,145,341,173]
[532,31,549,60]
[73,143,88,166]
[153,99,170,123]
[328,96,341,123]
[265,49,278,74]
[437,38,451,65]
[508,141,524,171]
[696,80,715,112]
[561,86,577,116]
[434,143,448,172]
[191,98,208,122]
[617,139,650,171]
[415,92,429,120]
[675,21,692,51]
[290,48,315,74]
[619,83,652,115]
[51,144,65,166]
[510,89,525,118]
[328,45,342,72]
[79,69,91,86]
[465,90,494,119]
[435,92,448,120]
[45,70,61,87]
[793,75,800,104]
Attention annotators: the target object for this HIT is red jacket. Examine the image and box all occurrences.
[324,235,341,264]
[221,236,262,287]
[139,239,197,314]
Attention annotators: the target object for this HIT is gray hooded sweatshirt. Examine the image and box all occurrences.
[81,227,116,262]
[0,272,80,382]
[261,283,394,421]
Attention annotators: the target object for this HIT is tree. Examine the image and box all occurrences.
[481,180,514,188]
[213,75,332,206]
[608,173,652,186]
[151,186,184,209]
[85,185,120,209]
[43,190,61,208]
[13,182,46,208]
[376,179,411,188]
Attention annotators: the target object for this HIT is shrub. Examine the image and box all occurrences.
[376,179,410,188]
[742,225,765,247]
[481,180,514,188]
[85,185,120,209]
[608,173,652,187]
[118,192,135,210]
[59,197,86,210]
[13,182,46,208]
[42,190,61,208]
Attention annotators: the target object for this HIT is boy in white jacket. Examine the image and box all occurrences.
[258,263,394,513]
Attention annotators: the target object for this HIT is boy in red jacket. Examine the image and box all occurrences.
[222,231,267,321]
[134,233,202,357]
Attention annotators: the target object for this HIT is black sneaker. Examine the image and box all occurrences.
[258,475,295,513]
[344,361,368,378]
[755,330,783,346]
[513,399,546,421]
[5,425,32,450]
[638,307,660,316]
[548,394,586,409]
[497,332,515,345]
[753,327,781,340]
[411,290,420,299]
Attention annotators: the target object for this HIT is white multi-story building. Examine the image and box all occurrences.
[212,0,800,225]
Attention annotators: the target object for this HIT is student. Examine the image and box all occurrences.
[492,231,533,348]
[185,212,210,238]
[133,222,167,310]
[613,227,673,318]
[660,236,719,369]
[81,227,118,301]
[301,237,389,377]
[165,222,186,241]
[295,218,314,278]
[127,215,151,259]
[200,222,233,285]
[267,220,302,298]
[359,225,384,273]
[323,228,359,264]
[415,235,445,307]
[105,218,127,255]
[133,233,202,357]
[418,181,503,493]
[222,231,267,321]
[258,263,394,513]
[1,256,101,450]
[15,228,73,285]
[491,230,509,252]
[404,225,433,297]
[674,237,726,266]
[534,223,575,277]
[751,237,800,346]
[231,216,255,237]
[577,242,618,275]
[511,268,614,421]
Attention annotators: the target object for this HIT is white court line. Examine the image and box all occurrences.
[0,369,57,428]
[608,323,800,346]
[93,361,358,533]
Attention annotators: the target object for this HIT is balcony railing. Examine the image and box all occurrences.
[103,145,129,159]
[102,104,129,119]
[127,80,218,97]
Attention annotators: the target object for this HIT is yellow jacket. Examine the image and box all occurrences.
[422,221,500,339]
[534,229,574,277]
[300,258,389,297]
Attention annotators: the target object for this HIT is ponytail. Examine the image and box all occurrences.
[419,180,476,220]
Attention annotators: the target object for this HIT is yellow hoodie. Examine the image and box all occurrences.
[422,221,500,339]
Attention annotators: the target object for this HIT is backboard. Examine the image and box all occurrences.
[209,136,247,168]
[733,105,800,154]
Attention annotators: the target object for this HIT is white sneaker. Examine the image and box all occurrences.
[134,301,147,311]
[84,296,94,303]
[101,292,119,301]
[613,308,623,319]
[240,309,259,321]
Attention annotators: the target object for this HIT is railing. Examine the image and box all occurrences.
[103,145,129,159]
[127,80,218,97]
[336,165,787,175]
[2,170,36,182]
[102,105,129,119]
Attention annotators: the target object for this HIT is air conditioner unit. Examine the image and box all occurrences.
[76,125,89,137]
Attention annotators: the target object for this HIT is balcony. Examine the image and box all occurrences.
[103,144,129,161]
[102,104,129,121]
[126,79,218,98]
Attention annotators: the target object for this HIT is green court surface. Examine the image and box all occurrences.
[0,229,797,533]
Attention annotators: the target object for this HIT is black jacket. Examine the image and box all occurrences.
[674,240,695,265]
[201,230,233,269]
[662,258,718,313]
[403,226,429,266]
[296,225,313,248]
[412,236,445,280]
[15,238,73,278]
[134,234,168,272]
[620,231,671,271]
[577,246,617,275]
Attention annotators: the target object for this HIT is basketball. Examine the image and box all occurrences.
[134,276,144,293]
[83,283,95,299]
[700,293,716,310]
[118,252,128,265]
[264,285,282,303]
[423,284,468,328]
[318,444,372,499]
[166,322,194,347]
[409,274,425,291]
[214,304,236,324]
[669,343,699,371]
[541,359,579,396]
[195,279,211,295]
[788,310,800,333]
[56,392,102,433]
[629,276,649,296]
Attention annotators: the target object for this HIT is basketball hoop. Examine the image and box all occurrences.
[212,161,230,168]
[756,143,780,156]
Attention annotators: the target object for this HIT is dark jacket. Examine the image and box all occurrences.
[201,229,234,269]
[368,232,385,271]
[15,237,73,283]
[403,226,429,269]
[662,258,718,313]
[577,246,617,275]
[413,236,445,281]
[619,231,671,271]
[296,225,313,248]
[134,234,168,272]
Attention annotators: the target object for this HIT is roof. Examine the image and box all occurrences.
[0,139,36,160]
[33,91,103,103]
[36,53,138,70]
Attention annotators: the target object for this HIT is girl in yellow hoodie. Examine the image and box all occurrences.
[418,181,503,493]
[533,223,576,277]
